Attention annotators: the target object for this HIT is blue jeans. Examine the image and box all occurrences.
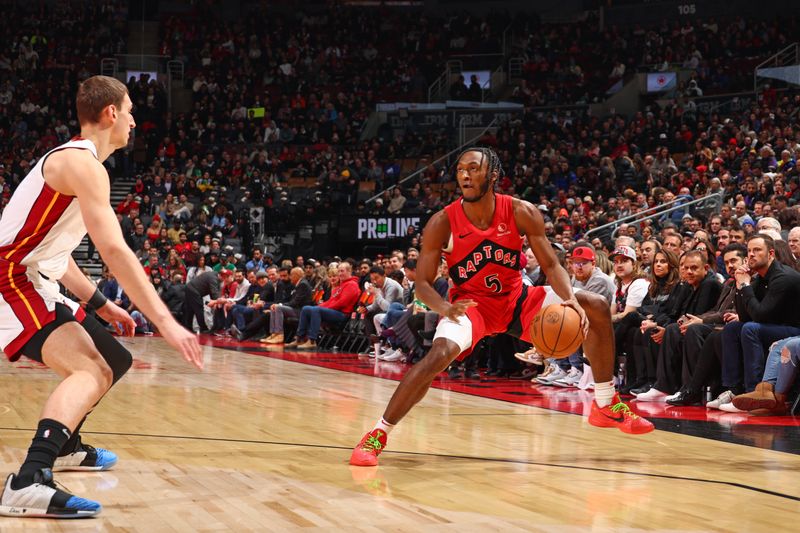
[230,305,254,330]
[558,350,583,371]
[721,321,800,392]
[297,305,347,341]
[382,302,406,329]
[762,337,800,384]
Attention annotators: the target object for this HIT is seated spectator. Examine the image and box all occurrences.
[609,246,650,385]
[359,266,403,337]
[621,249,682,394]
[246,248,266,271]
[207,269,249,332]
[161,273,187,322]
[187,255,213,282]
[288,262,361,351]
[635,250,722,400]
[732,337,800,416]
[235,267,293,340]
[668,244,747,406]
[713,234,800,410]
[550,244,617,385]
[262,267,314,344]
[229,269,273,339]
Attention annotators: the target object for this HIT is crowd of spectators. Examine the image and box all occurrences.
[3,4,800,416]
[510,15,800,107]
[0,1,128,199]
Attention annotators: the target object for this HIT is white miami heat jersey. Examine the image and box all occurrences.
[0,137,95,282]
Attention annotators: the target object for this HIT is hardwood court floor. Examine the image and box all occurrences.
[1,336,799,532]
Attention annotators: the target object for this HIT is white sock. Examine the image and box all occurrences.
[594,380,616,408]
[373,342,382,355]
[373,418,395,435]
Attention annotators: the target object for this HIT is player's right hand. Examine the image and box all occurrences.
[161,321,204,370]
[443,300,477,321]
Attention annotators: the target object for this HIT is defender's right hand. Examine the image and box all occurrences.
[443,300,477,322]
[161,321,204,370]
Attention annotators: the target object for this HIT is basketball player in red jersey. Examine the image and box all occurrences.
[350,148,653,466]
[0,76,203,518]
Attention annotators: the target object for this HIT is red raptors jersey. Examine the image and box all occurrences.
[443,193,523,302]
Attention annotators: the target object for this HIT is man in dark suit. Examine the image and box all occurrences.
[262,267,313,344]
[634,249,722,400]
[667,243,746,405]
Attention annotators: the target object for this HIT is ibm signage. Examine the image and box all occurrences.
[357,216,421,240]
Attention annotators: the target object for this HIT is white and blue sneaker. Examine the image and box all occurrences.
[0,469,101,518]
[53,444,117,472]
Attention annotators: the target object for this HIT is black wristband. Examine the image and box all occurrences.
[88,288,108,309]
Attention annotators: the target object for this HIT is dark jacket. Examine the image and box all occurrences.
[700,279,737,325]
[161,283,186,316]
[640,281,687,325]
[237,283,261,306]
[274,279,294,305]
[257,281,275,305]
[735,260,800,325]
[285,278,314,310]
[676,271,723,320]
[187,271,220,299]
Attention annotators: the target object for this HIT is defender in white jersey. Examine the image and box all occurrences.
[0,76,203,519]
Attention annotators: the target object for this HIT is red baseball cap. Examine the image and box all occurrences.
[571,246,596,262]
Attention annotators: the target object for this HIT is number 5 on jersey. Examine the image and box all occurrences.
[484,274,502,293]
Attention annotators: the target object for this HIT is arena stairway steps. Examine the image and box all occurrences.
[72,177,135,278]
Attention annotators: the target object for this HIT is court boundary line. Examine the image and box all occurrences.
[1,426,798,502]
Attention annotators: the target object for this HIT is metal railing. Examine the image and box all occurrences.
[100,58,118,78]
[501,23,513,57]
[508,57,524,80]
[166,60,185,108]
[114,54,171,73]
[584,191,724,240]
[482,64,504,103]
[754,42,799,92]
[365,117,498,204]
[427,60,463,103]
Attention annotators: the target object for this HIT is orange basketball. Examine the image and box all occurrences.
[529,304,584,359]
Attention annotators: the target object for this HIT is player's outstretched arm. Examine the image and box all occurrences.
[46,150,203,369]
[415,211,475,321]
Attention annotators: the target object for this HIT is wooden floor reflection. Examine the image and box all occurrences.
[1,336,798,532]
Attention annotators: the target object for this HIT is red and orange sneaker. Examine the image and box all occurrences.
[588,394,655,434]
[349,429,388,466]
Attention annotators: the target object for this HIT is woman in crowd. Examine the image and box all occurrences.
[625,249,682,395]
[136,239,153,264]
[313,265,332,303]
[146,216,163,243]
[187,255,213,282]
[167,250,188,280]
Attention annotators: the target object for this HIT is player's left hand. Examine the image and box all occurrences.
[561,299,589,338]
[96,301,136,337]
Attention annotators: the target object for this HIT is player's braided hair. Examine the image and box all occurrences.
[454,146,505,181]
